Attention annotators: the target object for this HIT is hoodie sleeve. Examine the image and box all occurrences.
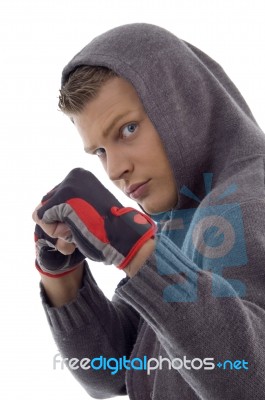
[116,198,265,400]
[40,263,140,399]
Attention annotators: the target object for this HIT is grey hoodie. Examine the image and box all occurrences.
[41,23,265,399]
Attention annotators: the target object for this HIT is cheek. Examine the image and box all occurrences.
[152,167,178,208]
[113,180,123,191]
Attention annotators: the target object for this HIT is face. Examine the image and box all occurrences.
[72,77,178,214]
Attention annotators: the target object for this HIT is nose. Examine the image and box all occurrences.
[106,148,132,181]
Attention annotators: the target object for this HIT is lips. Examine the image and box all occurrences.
[125,180,150,199]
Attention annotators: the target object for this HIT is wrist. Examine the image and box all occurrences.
[40,261,85,307]
[124,239,155,278]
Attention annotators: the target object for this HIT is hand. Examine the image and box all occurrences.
[35,168,156,270]
[34,223,85,277]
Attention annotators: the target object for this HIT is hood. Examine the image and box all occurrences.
[61,23,265,211]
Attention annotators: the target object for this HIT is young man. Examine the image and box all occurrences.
[33,23,265,399]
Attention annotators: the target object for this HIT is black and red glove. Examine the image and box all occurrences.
[34,224,85,277]
[36,168,156,270]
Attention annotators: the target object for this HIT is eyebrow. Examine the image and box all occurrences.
[84,111,132,153]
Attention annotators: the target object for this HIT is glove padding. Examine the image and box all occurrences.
[37,168,156,270]
[34,224,85,277]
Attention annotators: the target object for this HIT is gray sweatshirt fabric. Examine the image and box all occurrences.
[41,23,265,399]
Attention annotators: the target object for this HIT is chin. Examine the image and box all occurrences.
[139,201,172,215]
[139,193,178,215]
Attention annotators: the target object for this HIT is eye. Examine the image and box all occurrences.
[95,148,106,157]
[121,122,138,138]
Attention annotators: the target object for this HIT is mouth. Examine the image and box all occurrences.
[125,180,151,200]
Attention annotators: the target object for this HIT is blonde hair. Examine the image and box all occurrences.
[58,65,118,115]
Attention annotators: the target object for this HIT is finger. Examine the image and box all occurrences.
[33,215,59,238]
[56,238,76,255]
[32,203,43,222]
[33,204,70,239]
[53,222,73,240]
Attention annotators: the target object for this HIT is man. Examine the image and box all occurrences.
[33,23,265,399]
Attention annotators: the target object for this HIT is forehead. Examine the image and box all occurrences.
[73,77,145,149]
[74,77,144,126]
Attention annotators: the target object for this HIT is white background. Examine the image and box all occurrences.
[1,0,265,398]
